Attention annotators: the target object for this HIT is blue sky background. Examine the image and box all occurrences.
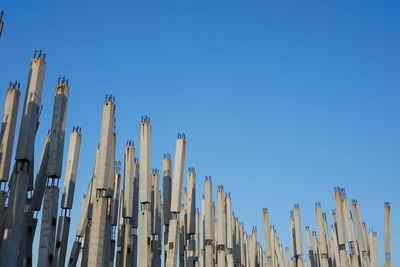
[0,0,399,265]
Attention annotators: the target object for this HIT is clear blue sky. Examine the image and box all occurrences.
[1,0,399,265]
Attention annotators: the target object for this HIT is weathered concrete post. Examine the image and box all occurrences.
[0,50,46,267]
[87,95,116,267]
[165,134,186,267]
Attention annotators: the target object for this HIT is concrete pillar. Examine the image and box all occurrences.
[163,153,172,262]
[67,240,82,267]
[15,50,46,162]
[38,77,70,266]
[31,136,50,211]
[165,134,187,267]
[54,215,71,267]
[122,142,135,218]
[226,194,234,267]
[249,227,257,267]
[233,217,241,266]
[0,82,20,183]
[179,204,185,267]
[47,77,69,178]
[0,51,46,266]
[138,116,152,267]
[38,186,60,266]
[139,116,152,203]
[262,208,273,267]
[315,203,329,267]
[311,231,319,267]
[151,169,162,267]
[0,162,29,266]
[331,214,340,267]
[369,231,377,267]
[53,128,82,267]
[186,168,196,267]
[384,202,391,267]
[293,204,303,267]
[333,188,348,267]
[111,172,121,227]
[120,141,135,266]
[351,199,370,267]
[305,226,316,267]
[88,95,116,267]
[61,128,82,209]
[170,134,186,214]
[203,177,214,267]
[339,191,359,267]
[195,209,200,264]
[216,186,226,267]
[239,223,245,267]
[66,181,91,267]
[89,196,111,266]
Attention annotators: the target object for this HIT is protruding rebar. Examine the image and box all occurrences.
[33,49,46,59]
[8,81,20,90]
[141,115,150,123]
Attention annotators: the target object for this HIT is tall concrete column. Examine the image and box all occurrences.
[331,212,340,267]
[333,188,348,267]
[226,194,234,267]
[249,227,257,267]
[88,95,116,267]
[311,231,319,267]
[315,203,329,267]
[165,134,186,267]
[216,186,226,267]
[47,77,69,179]
[234,217,241,266]
[340,190,359,267]
[151,169,162,267]
[369,231,377,267]
[132,159,140,266]
[120,141,135,267]
[139,116,152,267]
[305,226,316,267]
[186,168,196,267]
[38,77,70,266]
[0,82,20,242]
[293,204,303,267]
[163,153,172,264]
[262,208,273,267]
[203,177,214,267]
[38,185,59,266]
[384,202,391,267]
[0,82,20,183]
[54,127,81,267]
[195,208,200,266]
[0,50,46,267]
[67,181,92,267]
